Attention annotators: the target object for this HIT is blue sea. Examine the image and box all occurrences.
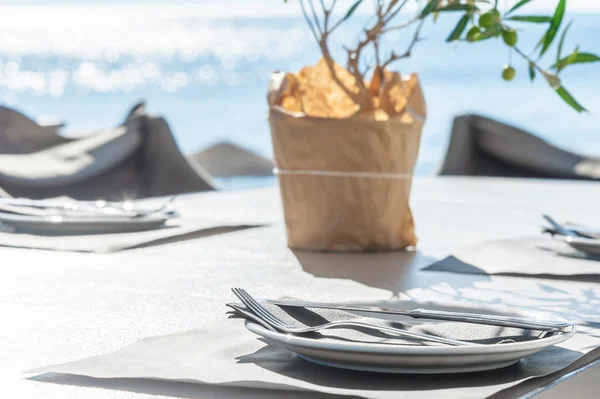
[0,2,599,188]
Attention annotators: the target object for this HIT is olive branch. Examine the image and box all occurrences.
[284,0,599,112]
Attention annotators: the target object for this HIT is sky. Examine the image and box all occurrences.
[0,0,599,15]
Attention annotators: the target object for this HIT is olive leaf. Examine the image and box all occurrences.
[420,0,439,18]
[446,15,470,42]
[528,62,536,81]
[555,86,586,113]
[507,15,552,23]
[342,0,364,22]
[540,0,566,57]
[556,20,573,62]
[507,0,534,15]
[437,4,479,12]
[553,52,600,72]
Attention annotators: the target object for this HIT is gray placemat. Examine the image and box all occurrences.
[25,318,598,399]
[0,219,258,253]
[423,237,600,278]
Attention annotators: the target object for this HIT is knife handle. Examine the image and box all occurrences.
[410,309,572,332]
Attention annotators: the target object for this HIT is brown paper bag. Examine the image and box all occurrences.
[268,69,426,252]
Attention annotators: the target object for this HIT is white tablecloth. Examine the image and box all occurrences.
[3,177,600,398]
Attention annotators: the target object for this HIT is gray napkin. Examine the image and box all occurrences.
[0,220,256,253]
[26,319,596,399]
[423,236,600,278]
[228,300,548,346]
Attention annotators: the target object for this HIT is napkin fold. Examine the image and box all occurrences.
[0,220,257,252]
[228,300,549,346]
[423,237,600,278]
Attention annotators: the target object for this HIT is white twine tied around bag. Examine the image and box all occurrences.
[273,168,413,179]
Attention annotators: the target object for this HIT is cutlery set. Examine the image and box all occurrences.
[229,288,480,347]
[543,214,600,256]
[228,288,573,346]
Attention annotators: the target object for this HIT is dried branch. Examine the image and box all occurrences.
[383,0,399,15]
[374,0,384,18]
[382,16,421,33]
[345,33,375,106]
[308,0,359,104]
[373,39,382,76]
[384,0,409,24]
[298,0,423,111]
[308,0,323,35]
[299,0,320,44]
[382,18,425,69]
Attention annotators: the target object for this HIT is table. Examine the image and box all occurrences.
[2,176,600,398]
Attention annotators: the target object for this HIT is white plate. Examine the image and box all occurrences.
[244,300,575,374]
[0,212,169,235]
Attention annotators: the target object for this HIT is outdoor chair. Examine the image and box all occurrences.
[0,103,215,200]
[438,113,600,180]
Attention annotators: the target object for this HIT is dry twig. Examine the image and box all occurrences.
[299,0,422,110]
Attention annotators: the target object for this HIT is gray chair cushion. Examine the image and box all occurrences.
[438,114,600,180]
[189,142,274,177]
[0,103,215,200]
[134,115,215,197]
[0,106,69,154]
[0,119,142,188]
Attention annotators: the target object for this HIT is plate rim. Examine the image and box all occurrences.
[0,212,169,225]
[555,235,600,246]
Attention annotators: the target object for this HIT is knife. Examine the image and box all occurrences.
[261,299,573,333]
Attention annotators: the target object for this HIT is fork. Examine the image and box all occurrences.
[543,214,577,237]
[226,303,277,332]
[231,288,478,347]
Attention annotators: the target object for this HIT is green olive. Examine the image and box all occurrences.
[502,65,516,81]
[466,27,481,42]
[479,12,495,29]
[502,30,517,47]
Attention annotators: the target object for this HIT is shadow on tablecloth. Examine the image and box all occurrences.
[293,249,490,297]
[426,255,600,283]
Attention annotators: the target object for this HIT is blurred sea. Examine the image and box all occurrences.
[0,3,599,188]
